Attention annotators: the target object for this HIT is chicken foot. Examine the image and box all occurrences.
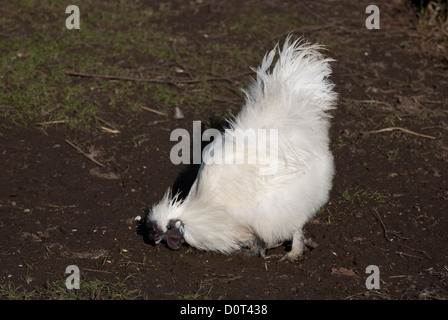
[264,230,318,262]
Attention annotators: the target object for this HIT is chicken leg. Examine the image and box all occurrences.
[279,229,305,262]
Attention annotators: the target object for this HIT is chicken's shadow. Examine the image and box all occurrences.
[136,209,151,245]
[171,115,230,199]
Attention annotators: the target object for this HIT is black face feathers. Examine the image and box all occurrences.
[146,220,164,243]
[147,219,185,250]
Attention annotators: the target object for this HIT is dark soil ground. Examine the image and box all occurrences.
[1,0,447,300]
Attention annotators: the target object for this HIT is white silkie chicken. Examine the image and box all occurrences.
[146,37,337,261]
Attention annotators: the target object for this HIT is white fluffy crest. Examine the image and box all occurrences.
[148,188,183,225]
[148,36,337,258]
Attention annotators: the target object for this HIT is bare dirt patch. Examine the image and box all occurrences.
[1,0,447,300]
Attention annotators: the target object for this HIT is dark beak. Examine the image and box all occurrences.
[146,219,185,250]
[146,220,164,244]
[165,227,184,250]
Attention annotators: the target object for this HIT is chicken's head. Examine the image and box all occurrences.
[146,189,185,250]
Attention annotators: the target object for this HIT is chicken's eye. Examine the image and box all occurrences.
[166,224,171,230]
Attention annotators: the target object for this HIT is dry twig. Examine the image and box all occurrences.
[65,70,252,85]
[65,70,177,85]
[65,139,105,167]
[396,251,423,260]
[357,99,394,110]
[370,209,395,242]
[368,127,436,139]
[140,106,168,116]
[95,116,120,133]
[37,120,69,126]
[370,209,431,260]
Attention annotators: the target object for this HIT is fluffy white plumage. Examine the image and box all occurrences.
[146,36,337,261]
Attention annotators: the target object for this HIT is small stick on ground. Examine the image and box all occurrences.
[95,116,120,133]
[100,127,120,134]
[83,268,114,274]
[368,127,436,139]
[371,209,431,260]
[370,209,410,241]
[37,120,69,126]
[65,70,177,86]
[176,71,253,84]
[65,70,252,85]
[357,99,394,110]
[395,243,432,260]
[141,106,168,116]
[65,139,105,167]
[396,251,423,260]
[370,208,394,242]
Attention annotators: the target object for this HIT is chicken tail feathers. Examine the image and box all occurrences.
[239,35,337,128]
